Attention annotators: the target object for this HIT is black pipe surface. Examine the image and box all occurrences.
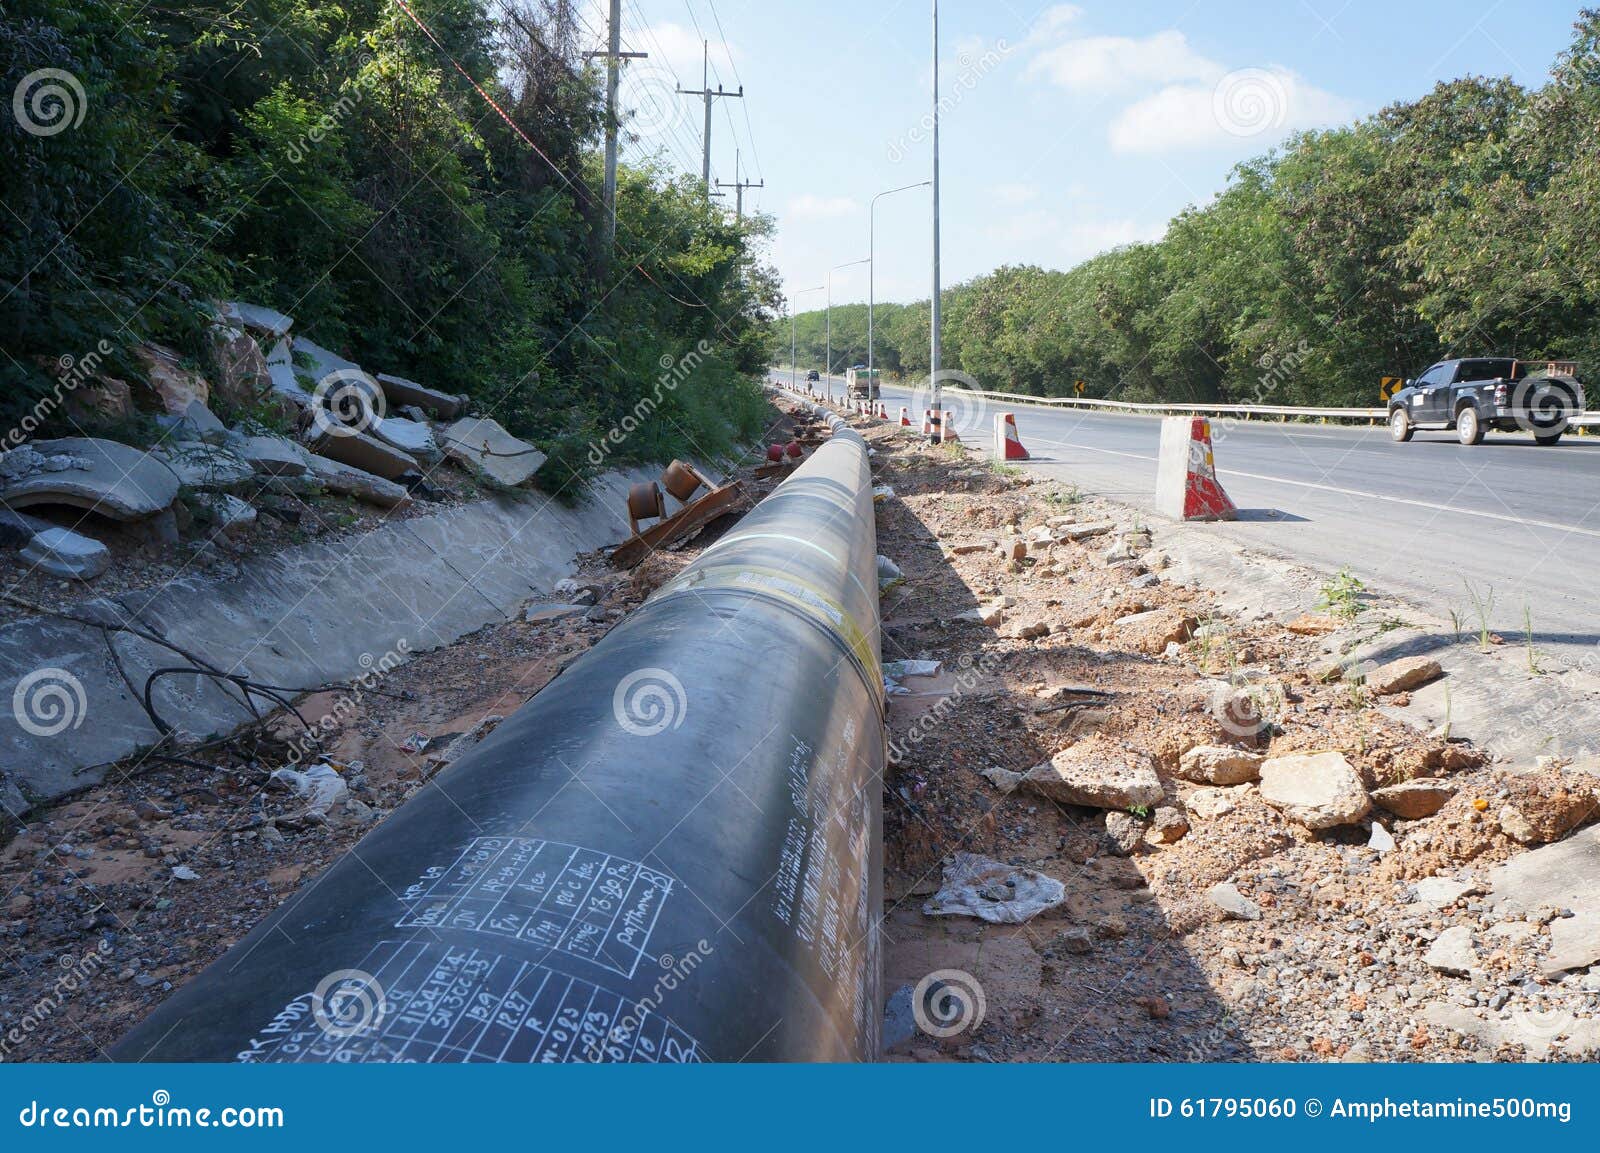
[113,414,885,1063]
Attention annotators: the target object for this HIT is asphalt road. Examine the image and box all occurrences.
[777,372,1600,664]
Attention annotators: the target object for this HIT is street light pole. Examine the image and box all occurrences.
[930,0,943,416]
[789,285,823,388]
[868,181,931,387]
[826,257,870,399]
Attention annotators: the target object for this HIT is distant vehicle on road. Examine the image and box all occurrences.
[846,365,880,400]
[1388,358,1586,446]
[806,369,820,383]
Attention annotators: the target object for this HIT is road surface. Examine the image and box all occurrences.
[778,371,1600,666]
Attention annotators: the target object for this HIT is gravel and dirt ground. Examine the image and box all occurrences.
[3,396,1597,1063]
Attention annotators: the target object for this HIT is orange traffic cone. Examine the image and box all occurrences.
[938,409,960,443]
[992,412,1029,460]
[899,406,911,427]
[921,409,932,436]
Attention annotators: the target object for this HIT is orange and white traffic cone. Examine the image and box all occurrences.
[938,409,960,443]
[1155,416,1237,521]
[992,412,1029,460]
[921,409,932,436]
[899,406,911,427]
[878,402,888,420]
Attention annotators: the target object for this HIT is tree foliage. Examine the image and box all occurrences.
[2,0,778,479]
[786,11,1600,407]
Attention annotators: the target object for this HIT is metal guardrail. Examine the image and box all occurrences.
[776,370,1600,428]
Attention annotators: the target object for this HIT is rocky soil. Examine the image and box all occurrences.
[836,401,1600,1064]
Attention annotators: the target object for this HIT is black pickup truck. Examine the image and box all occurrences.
[1388,357,1586,446]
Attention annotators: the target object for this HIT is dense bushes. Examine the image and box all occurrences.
[788,11,1600,407]
[1,0,777,480]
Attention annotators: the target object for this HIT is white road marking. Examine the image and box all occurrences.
[1025,435,1600,541]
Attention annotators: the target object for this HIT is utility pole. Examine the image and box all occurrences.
[585,0,646,249]
[716,149,764,220]
[677,41,742,200]
[930,0,943,417]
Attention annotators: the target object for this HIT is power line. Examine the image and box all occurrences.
[703,0,762,180]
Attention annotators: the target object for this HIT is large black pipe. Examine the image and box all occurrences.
[113,413,885,1063]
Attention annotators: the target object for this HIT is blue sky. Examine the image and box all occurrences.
[589,1,1588,306]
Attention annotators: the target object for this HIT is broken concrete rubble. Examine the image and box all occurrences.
[438,417,546,487]
[1258,751,1371,829]
[304,455,411,509]
[18,526,111,580]
[237,434,310,476]
[0,438,180,521]
[1365,654,1444,696]
[1371,778,1455,819]
[1175,744,1262,785]
[307,427,417,481]
[376,372,465,419]
[150,443,255,491]
[371,416,441,464]
[222,301,294,340]
[1022,741,1163,809]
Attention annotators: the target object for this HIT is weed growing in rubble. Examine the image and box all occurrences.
[1316,568,1368,622]
[1127,804,1151,819]
[1345,679,1369,711]
[1525,603,1546,675]
[1046,484,1082,508]
[1463,579,1496,650]
[991,461,1022,479]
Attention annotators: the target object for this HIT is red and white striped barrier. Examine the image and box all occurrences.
[992,412,1029,460]
[1155,416,1237,521]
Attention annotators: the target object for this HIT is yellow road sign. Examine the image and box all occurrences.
[1380,376,1404,402]
[1074,379,1086,397]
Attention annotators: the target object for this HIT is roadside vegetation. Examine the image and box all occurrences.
[1,0,778,478]
[787,11,1600,407]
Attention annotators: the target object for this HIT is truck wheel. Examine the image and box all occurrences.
[1535,430,1564,445]
[1389,409,1413,442]
[1456,406,1484,445]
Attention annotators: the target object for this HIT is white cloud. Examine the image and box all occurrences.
[1021,12,1358,155]
[1028,28,1217,94]
[788,193,862,220]
[991,182,1039,208]
[980,206,1166,265]
[1109,67,1357,154]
